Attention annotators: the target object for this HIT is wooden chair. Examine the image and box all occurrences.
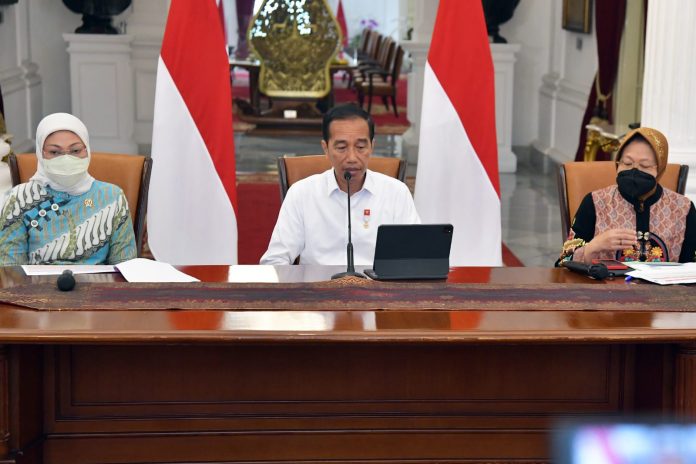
[349,30,385,88]
[360,30,382,63]
[557,161,689,242]
[9,152,153,256]
[352,38,395,89]
[356,28,371,59]
[277,154,406,201]
[357,45,405,116]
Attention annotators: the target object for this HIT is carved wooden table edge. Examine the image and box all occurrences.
[4,326,696,344]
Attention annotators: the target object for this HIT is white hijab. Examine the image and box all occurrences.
[32,113,95,195]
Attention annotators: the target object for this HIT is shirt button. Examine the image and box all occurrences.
[38,209,47,217]
[51,203,59,211]
[30,219,38,228]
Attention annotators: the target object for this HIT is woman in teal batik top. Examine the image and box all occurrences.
[0,113,136,265]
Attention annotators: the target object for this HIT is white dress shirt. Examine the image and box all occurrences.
[261,169,421,265]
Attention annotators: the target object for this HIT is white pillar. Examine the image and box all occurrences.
[401,40,429,168]
[64,33,137,154]
[124,0,169,38]
[491,43,520,173]
[0,1,42,153]
[641,1,696,202]
[126,0,170,148]
[401,0,438,170]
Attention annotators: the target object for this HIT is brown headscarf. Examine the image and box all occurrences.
[615,127,669,181]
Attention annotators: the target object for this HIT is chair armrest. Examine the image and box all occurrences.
[364,68,388,77]
[367,70,389,86]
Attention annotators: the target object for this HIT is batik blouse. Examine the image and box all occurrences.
[0,180,137,265]
[560,184,696,264]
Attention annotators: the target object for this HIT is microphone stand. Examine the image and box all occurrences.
[332,171,367,280]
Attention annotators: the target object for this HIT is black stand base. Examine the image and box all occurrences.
[331,271,367,280]
[76,14,119,34]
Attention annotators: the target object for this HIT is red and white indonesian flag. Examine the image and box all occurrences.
[148,0,238,264]
[336,0,348,48]
[414,0,501,266]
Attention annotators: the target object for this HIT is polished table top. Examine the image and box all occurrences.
[1,265,695,344]
[229,57,357,70]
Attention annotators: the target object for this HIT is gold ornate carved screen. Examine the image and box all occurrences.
[248,0,342,98]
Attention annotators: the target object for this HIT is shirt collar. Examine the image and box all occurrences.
[325,169,341,196]
[363,170,377,194]
[324,169,376,196]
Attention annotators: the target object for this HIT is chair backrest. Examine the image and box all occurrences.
[388,45,405,83]
[277,154,406,201]
[358,28,371,54]
[557,161,689,242]
[365,31,383,61]
[9,152,153,256]
[376,37,395,70]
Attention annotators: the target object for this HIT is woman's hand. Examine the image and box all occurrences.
[582,229,636,264]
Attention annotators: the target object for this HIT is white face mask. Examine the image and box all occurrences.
[43,155,90,187]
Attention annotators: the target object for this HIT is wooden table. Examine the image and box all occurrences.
[1,266,696,464]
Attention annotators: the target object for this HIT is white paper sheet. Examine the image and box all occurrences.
[626,262,696,285]
[226,265,280,283]
[115,258,199,283]
[22,264,117,276]
[626,262,684,271]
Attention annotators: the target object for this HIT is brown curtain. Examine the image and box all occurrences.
[574,0,627,161]
[236,0,255,58]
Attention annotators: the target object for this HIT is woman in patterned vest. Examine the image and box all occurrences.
[0,113,136,264]
[560,127,696,264]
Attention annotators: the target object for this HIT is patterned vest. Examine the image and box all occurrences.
[592,185,691,262]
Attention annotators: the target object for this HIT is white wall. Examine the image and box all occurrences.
[533,1,597,164]
[0,1,41,152]
[1,0,134,150]
[338,0,403,42]
[125,0,168,149]
[498,0,551,148]
[556,27,597,160]
[0,6,20,70]
[500,0,597,162]
[27,0,81,116]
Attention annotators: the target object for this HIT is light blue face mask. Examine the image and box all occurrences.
[43,155,90,187]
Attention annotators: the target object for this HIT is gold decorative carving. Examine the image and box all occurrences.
[248,0,342,98]
[583,122,621,162]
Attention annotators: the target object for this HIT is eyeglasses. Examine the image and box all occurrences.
[617,159,657,171]
[43,146,86,157]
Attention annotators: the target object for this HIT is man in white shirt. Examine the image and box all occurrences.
[260,104,420,265]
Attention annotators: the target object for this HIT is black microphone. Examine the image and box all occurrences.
[562,260,610,280]
[332,170,367,280]
[57,269,76,291]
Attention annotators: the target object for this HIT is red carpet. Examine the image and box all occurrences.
[237,181,524,267]
[333,76,409,129]
[237,183,281,264]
